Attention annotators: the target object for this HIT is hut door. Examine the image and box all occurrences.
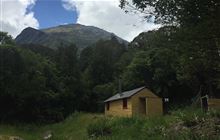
[139,98,146,115]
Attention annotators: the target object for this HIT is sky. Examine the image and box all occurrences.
[33,0,77,29]
[0,0,159,41]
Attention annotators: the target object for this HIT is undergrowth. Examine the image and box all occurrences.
[87,107,220,140]
[0,108,220,140]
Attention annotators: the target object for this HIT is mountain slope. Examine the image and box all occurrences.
[15,24,127,49]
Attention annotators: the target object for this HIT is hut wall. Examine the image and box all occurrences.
[131,88,161,116]
[208,98,220,110]
[146,98,163,116]
[105,98,132,117]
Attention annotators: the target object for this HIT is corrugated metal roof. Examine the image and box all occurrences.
[104,86,145,103]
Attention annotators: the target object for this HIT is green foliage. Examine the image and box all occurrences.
[82,39,126,86]
[175,24,220,97]
[0,32,128,121]
[1,0,220,123]
[121,27,193,104]
[0,109,220,140]
[2,19,220,121]
[87,116,170,140]
[55,44,87,115]
[87,118,112,138]
[120,0,220,26]
[119,0,220,101]
[86,108,220,140]
[119,0,220,100]
[0,45,62,122]
[20,44,56,59]
[80,38,126,112]
[122,51,150,89]
[0,113,102,140]
[0,32,15,45]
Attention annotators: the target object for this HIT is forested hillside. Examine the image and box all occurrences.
[0,32,127,122]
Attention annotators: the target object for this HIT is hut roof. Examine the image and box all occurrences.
[104,86,145,103]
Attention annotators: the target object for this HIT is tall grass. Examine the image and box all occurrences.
[0,112,102,140]
[0,108,220,140]
[87,107,220,140]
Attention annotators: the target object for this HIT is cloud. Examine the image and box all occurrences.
[62,0,159,41]
[0,0,39,38]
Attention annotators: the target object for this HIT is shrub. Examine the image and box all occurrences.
[87,118,112,138]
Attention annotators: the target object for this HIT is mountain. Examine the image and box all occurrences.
[15,24,128,50]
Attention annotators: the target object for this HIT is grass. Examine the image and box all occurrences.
[87,115,172,140]
[87,107,220,140]
[0,108,220,140]
[0,112,102,140]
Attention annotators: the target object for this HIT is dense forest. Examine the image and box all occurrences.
[0,0,220,123]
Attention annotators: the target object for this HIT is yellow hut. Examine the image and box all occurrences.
[104,86,163,117]
[200,95,220,111]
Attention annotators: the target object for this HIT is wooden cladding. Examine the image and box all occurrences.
[105,88,163,117]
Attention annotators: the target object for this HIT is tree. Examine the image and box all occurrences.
[0,45,62,122]
[120,0,220,99]
[175,25,220,98]
[55,44,84,115]
[120,0,220,26]
[80,38,126,111]
[0,32,15,45]
[82,38,126,87]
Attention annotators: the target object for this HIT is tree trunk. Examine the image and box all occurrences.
[199,84,208,111]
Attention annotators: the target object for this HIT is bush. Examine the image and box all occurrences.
[86,107,220,140]
[87,116,170,139]
[87,118,112,138]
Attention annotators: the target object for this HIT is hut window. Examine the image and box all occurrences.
[107,102,110,110]
[123,98,128,109]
